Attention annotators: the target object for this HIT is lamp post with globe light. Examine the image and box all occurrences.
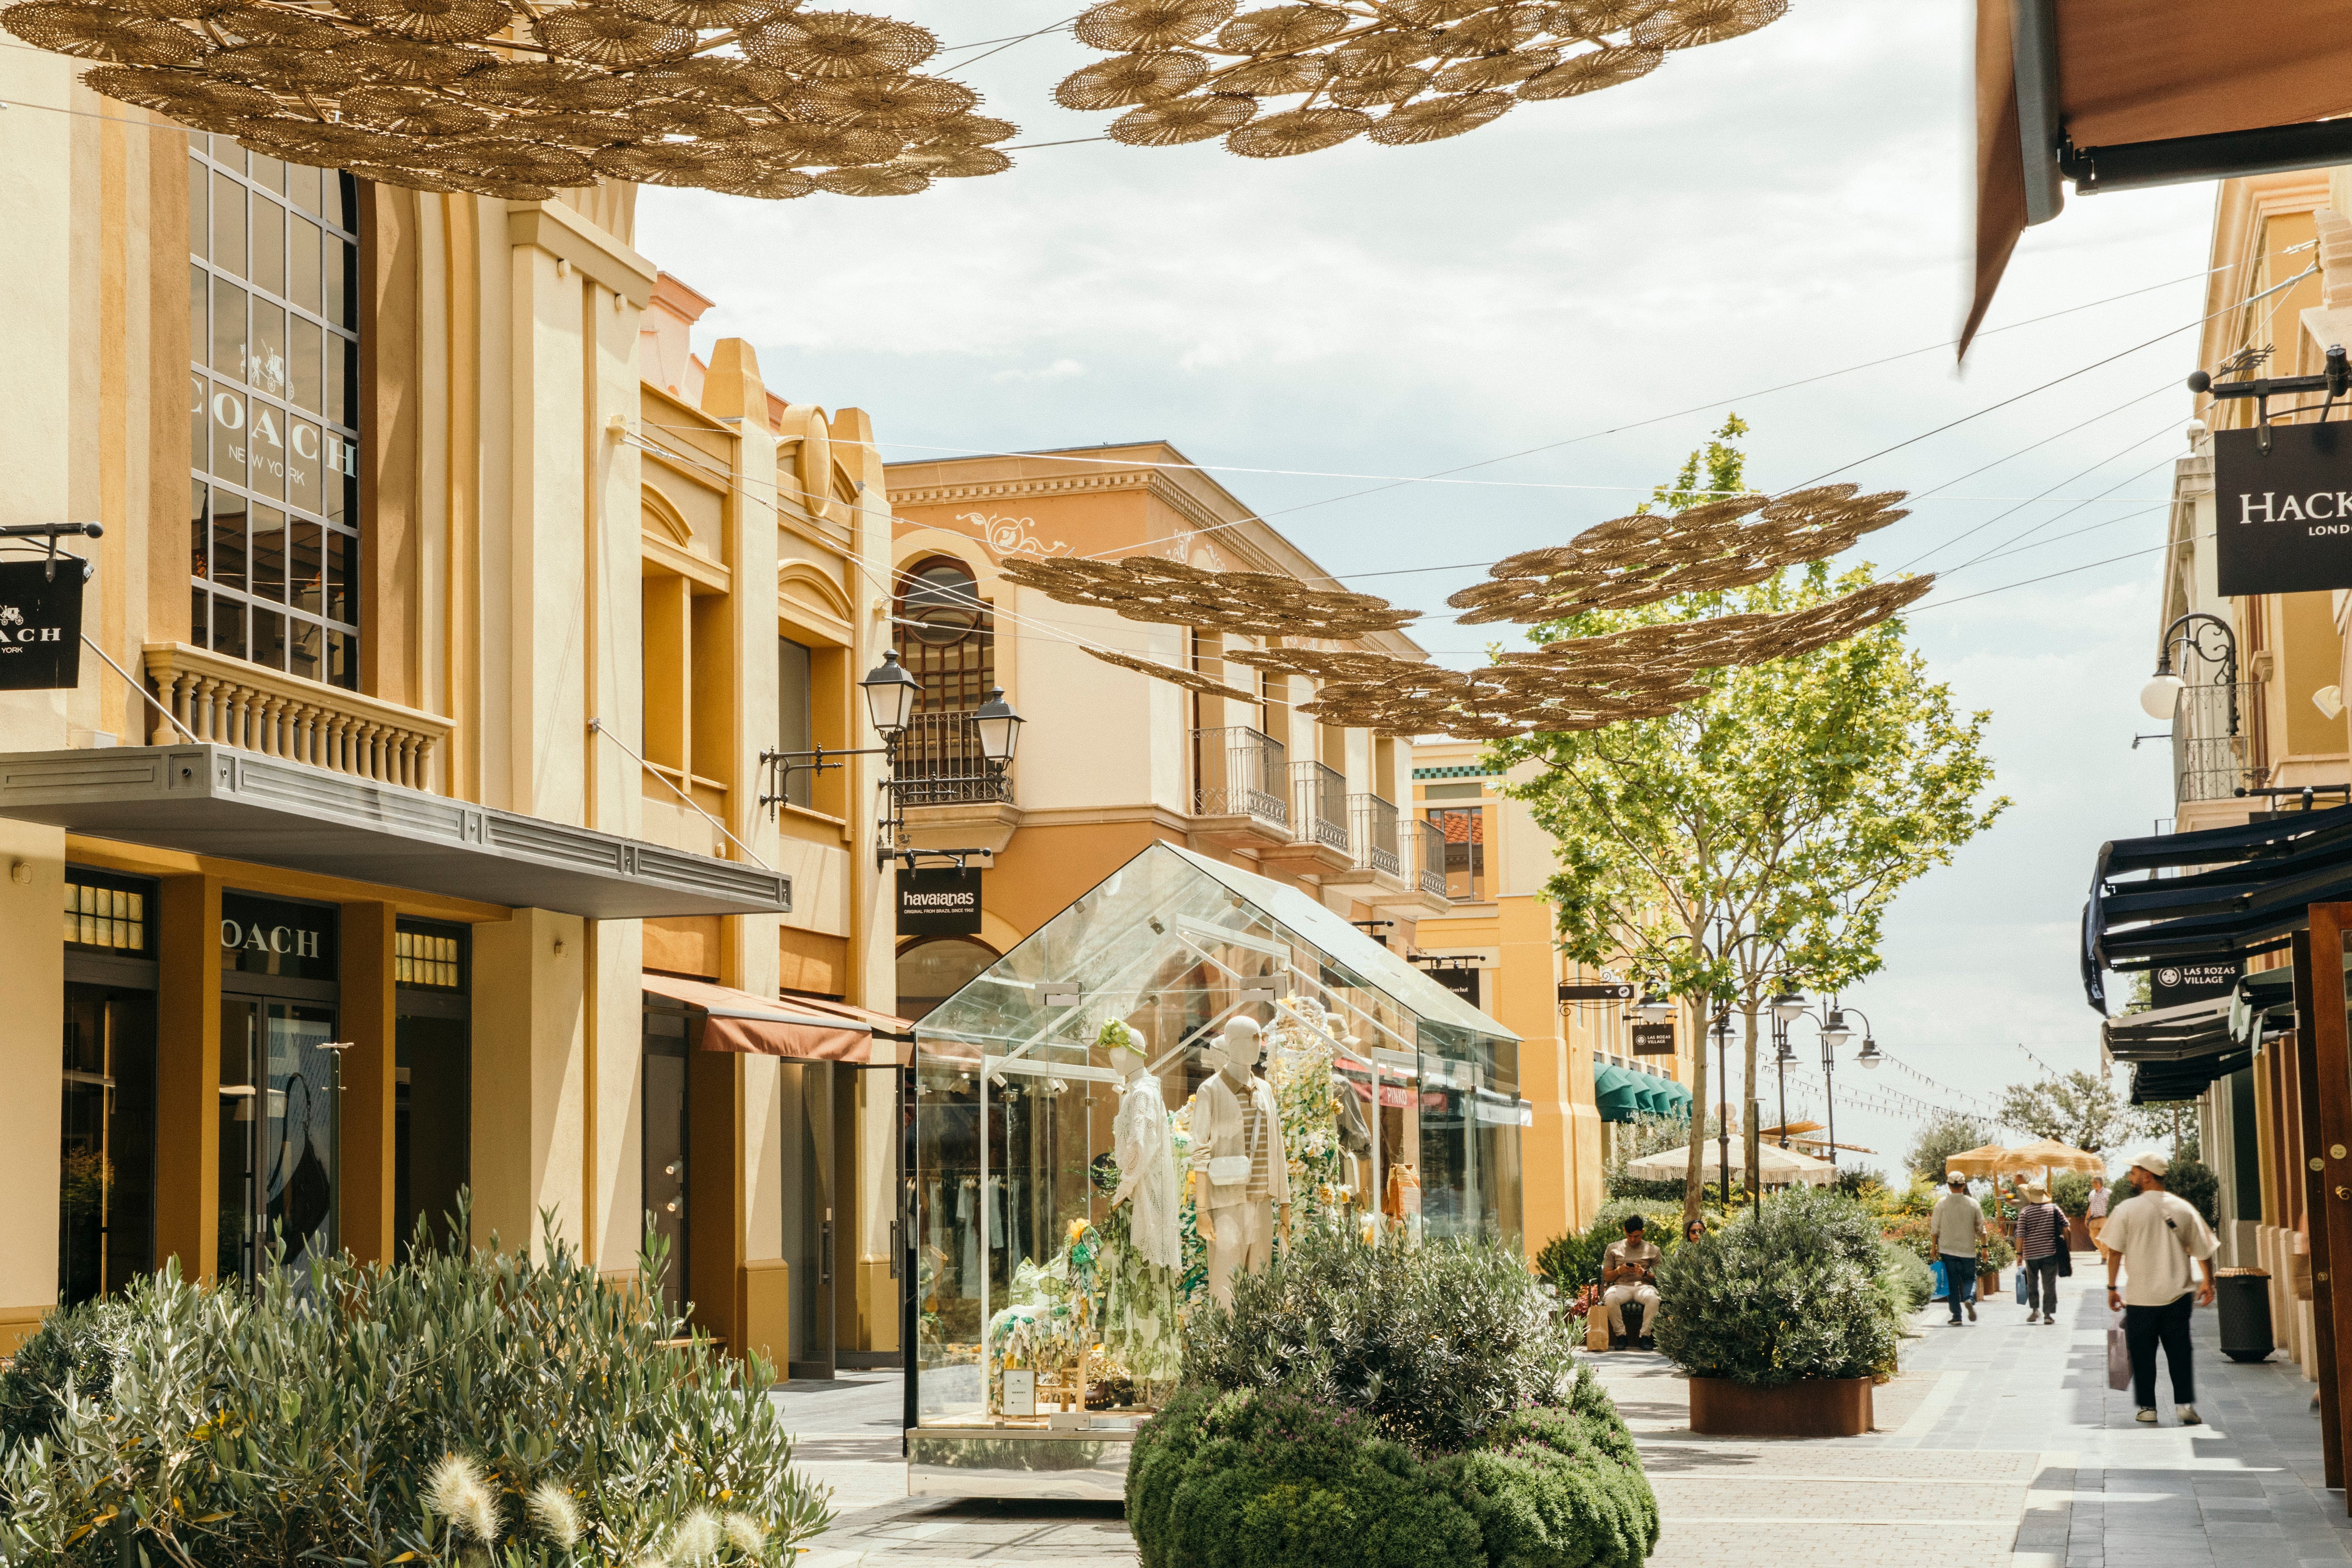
[1769,991,1879,1176]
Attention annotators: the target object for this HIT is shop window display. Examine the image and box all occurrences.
[907,841,1523,1498]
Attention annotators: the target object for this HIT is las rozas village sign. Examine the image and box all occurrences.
[2216,422,2352,594]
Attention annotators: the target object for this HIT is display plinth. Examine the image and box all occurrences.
[906,1421,1140,1501]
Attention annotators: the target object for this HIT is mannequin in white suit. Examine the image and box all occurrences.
[1189,1016,1288,1307]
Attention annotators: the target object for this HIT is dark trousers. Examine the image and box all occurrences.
[2124,1291,2196,1407]
[1941,1254,1977,1320]
[2024,1254,2061,1315]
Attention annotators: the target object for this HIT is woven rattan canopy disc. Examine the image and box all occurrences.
[1060,0,1786,158]
[8,0,1019,200]
[996,554,1421,640]
[1229,571,1935,737]
[1445,483,1909,625]
[1080,645,1259,701]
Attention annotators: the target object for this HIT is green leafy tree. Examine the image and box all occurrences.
[1996,1069,2137,1152]
[1905,1110,1991,1181]
[1494,419,2010,1226]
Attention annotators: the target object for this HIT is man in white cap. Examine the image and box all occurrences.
[2103,1151,2218,1425]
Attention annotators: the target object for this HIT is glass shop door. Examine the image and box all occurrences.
[781,1060,848,1379]
[643,1022,691,1321]
[217,995,339,1283]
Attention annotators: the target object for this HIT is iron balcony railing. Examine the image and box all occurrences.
[1409,817,1447,898]
[895,712,1014,807]
[2172,679,2258,805]
[1350,793,1401,876]
[1291,759,1349,851]
[1194,726,1289,828]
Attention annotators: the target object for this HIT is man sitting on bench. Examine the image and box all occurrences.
[1601,1214,1663,1350]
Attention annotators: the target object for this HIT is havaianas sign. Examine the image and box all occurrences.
[2216,423,2352,594]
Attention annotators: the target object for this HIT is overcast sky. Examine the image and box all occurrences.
[639,0,2220,1180]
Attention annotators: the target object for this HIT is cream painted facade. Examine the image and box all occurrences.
[881,446,1452,952]
[0,49,902,1368]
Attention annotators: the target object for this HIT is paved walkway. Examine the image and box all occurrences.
[779,1257,2352,1567]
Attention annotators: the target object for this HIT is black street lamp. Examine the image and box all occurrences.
[762,651,1024,866]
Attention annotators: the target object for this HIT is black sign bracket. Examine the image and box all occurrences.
[2191,344,2352,453]
[0,521,102,583]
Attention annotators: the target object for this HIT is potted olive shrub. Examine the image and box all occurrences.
[1653,1186,1901,1438]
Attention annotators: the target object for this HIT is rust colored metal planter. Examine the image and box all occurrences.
[1687,1376,1874,1438]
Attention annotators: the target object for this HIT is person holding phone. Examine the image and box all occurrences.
[2104,1151,2218,1426]
[1601,1214,1663,1349]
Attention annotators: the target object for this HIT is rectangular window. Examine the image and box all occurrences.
[779,635,813,808]
[395,927,463,989]
[64,874,150,955]
[1429,806,1486,902]
[190,143,359,692]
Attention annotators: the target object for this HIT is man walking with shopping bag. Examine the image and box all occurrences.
[1934,1170,1985,1325]
[2104,1151,2219,1425]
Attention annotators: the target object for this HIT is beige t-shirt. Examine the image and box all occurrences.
[1932,1191,1984,1256]
[1603,1237,1662,1283]
[2105,1190,2217,1307]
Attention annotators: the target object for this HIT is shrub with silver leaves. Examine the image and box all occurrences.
[0,1199,830,1567]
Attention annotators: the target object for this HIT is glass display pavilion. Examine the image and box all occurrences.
[905,841,1524,1498]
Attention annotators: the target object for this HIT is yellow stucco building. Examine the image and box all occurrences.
[0,46,911,1372]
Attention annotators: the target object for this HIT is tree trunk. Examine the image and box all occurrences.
[1683,994,1708,1229]
[1742,1004,1762,1204]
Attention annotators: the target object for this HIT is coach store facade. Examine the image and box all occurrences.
[0,71,919,1365]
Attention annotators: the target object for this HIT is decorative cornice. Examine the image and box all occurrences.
[888,468,1254,561]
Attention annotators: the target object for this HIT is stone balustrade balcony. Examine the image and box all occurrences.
[142,642,454,793]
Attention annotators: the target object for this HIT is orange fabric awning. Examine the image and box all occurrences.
[1968,0,2352,354]
[641,973,912,1063]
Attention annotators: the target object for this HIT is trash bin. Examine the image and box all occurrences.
[2216,1268,2274,1363]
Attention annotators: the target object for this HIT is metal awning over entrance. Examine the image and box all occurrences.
[642,973,911,1062]
[0,744,788,919]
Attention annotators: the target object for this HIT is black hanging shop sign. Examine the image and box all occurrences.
[1557,982,1635,1003]
[1631,1022,1675,1055]
[2214,422,2352,595]
[2149,958,2241,1010]
[898,865,982,936]
[0,555,88,691]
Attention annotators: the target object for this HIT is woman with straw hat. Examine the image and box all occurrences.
[2014,1180,2068,1324]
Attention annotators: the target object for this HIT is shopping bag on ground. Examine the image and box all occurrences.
[2106,1319,2131,1392]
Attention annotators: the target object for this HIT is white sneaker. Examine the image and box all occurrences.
[2177,1405,2201,1425]
[2135,1408,2158,1424]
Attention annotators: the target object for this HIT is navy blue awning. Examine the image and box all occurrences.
[2082,803,2352,1013]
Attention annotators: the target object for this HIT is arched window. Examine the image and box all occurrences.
[894,556,993,714]
[896,934,999,1022]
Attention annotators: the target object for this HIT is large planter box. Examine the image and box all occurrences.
[2065,1215,2092,1252]
[1689,1376,1874,1438]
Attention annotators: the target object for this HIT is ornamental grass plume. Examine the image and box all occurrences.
[722,1512,766,1556]
[670,1508,723,1563]
[424,1452,501,1545]
[526,1481,582,1547]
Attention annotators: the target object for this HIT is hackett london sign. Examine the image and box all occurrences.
[898,866,982,936]
[0,559,85,690]
[2214,424,2352,595]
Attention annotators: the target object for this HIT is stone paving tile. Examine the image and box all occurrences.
[780,1255,2352,1567]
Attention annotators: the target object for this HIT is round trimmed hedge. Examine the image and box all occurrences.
[1129,1229,1659,1568]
